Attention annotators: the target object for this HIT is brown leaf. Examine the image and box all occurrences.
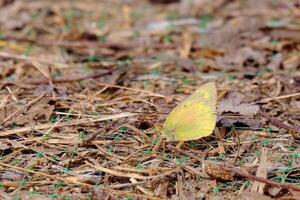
[236,191,272,200]
[7,140,26,149]
[268,186,282,197]
[287,191,300,200]
[1,97,55,126]
[218,92,260,116]
[0,142,10,150]
[283,53,300,70]
[218,115,265,129]
[203,162,234,181]
[216,47,266,70]
[268,28,300,42]
[154,181,169,198]
[195,179,216,199]
[18,192,52,200]
[204,17,265,51]
[0,2,31,30]
[93,189,116,200]
[0,170,24,181]
[149,0,180,4]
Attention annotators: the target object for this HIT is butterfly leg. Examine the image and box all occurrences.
[175,140,184,149]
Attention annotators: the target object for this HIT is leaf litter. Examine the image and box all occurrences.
[0,0,300,199]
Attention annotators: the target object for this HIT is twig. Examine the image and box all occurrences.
[108,181,147,189]
[259,111,300,133]
[259,92,300,103]
[85,161,179,180]
[0,112,137,137]
[1,68,121,88]
[218,165,300,192]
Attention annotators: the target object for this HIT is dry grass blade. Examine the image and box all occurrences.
[1,0,299,199]
[0,162,92,187]
[85,161,180,180]
[0,112,136,137]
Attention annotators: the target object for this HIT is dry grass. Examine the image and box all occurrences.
[0,0,299,199]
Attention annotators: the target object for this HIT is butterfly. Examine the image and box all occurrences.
[161,82,217,142]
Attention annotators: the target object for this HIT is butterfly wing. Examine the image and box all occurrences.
[161,82,217,141]
[177,82,216,110]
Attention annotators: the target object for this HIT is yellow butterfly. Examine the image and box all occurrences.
[161,82,217,142]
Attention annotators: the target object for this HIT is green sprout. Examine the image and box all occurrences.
[175,155,189,164]
[79,132,88,140]
[212,183,228,193]
[119,126,128,133]
[181,79,190,85]
[63,168,71,173]
[227,74,237,81]
[56,181,64,187]
[106,146,114,153]
[163,34,173,43]
[97,19,106,29]
[199,15,212,31]
[262,139,270,146]
[49,193,58,199]
[217,154,225,159]
[98,36,107,43]
[151,138,159,145]
[113,134,121,140]
[188,141,197,149]
[143,149,151,155]
[49,116,59,123]
[64,116,73,122]
[35,152,44,158]
[134,164,145,169]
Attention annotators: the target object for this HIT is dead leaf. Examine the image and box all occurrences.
[154,181,169,198]
[204,17,265,51]
[286,191,300,200]
[1,97,55,126]
[93,189,116,200]
[195,179,216,199]
[218,115,265,130]
[180,0,230,17]
[236,191,272,200]
[0,170,24,181]
[0,141,10,150]
[216,47,266,71]
[203,161,234,181]
[18,192,52,200]
[268,186,282,197]
[267,28,300,42]
[7,140,26,149]
[267,53,283,71]
[218,92,260,116]
[0,1,31,30]
[149,0,180,4]
[282,53,300,70]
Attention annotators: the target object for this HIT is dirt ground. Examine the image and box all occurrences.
[0,0,300,199]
